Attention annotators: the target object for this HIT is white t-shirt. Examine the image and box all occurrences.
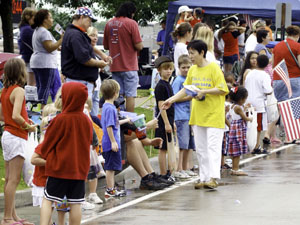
[174,42,188,76]
[245,69,273,112]
[206,51,216,63]
[214,29,224,53]
[30,27,58,69]
[245,33,257,54]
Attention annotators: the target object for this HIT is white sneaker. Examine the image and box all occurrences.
[88,193,103,204]
[184,170,197,176]
[81,201,95,210]
[180,170,191,178]
[174,171,189,179]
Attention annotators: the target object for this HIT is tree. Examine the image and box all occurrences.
[0,0,14,52]
[39,0,172,25]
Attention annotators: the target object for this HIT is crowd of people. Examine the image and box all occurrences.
[1,2,300,225]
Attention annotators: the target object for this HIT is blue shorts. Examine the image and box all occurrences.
[112,71,139,97]
[103,150,122,171]
[223,54,238,65]
[175,120,195,150]
[65,78,94,99]
[273,77,300,102]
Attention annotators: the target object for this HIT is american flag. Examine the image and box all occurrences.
[274,59,292,98]
[278,97,300,141]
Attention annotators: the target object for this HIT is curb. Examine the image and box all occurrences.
[0,144,295,211]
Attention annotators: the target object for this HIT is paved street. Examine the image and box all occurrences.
[14,144,300,225]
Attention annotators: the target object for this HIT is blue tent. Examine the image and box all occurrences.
[163,0,300,54]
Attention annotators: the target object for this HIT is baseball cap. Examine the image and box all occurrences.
[178,5,193,14]
[154,56,173,68]
[75,7,97,22]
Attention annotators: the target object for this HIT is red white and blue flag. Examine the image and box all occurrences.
[274,59,292,98]
[278,97,300,141]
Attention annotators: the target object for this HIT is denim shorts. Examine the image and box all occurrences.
[223,54,238,65]
[273,77,300,102]
[65,78,94,99]
[175,120,195,150]
[112,71,139,97]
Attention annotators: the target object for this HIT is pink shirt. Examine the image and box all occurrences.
[103,17,142,72]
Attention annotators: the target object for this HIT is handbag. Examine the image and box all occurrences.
[266,92,279,123]
[22,131,38,187]
[90,148,101,174]
[166,132,178,172]
[246,107,257,151]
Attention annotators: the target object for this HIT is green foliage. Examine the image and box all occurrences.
[48,9,72,40]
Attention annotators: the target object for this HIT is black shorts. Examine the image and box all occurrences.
[223,54,238,64]
[44,177,85,204]
[103,150,122,171]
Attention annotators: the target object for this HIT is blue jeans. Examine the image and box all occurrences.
[273,77,300,102]
[65,78,94,99]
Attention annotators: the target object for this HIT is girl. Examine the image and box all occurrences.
[218,21,246,73]
[0,58,36,225]
[227,86,252,176]
[193,26,216,62]
[172,22,192,76]
[239,51,258,85]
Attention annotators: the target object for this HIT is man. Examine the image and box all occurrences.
[103,2,143,112]
[157,20,173,56]
[61,7,107,99]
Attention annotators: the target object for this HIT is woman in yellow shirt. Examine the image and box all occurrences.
[163,40,229,189]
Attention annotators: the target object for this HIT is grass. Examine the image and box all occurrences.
[0,147,29,193]
[134,106,159,158]
[137,89,151,98]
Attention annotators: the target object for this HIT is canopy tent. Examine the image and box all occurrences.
[163,0,300,54]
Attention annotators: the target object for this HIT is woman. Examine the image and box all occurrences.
[173,22,192,76]
[18,7,36,86]
[86,26,111,116]
[218,21,245,73]
[30,9,63,108]
[245,20,266,55]
[193,26,216,62]
[239,51,258,85]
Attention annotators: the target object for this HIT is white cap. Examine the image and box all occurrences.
[178,5,193,14]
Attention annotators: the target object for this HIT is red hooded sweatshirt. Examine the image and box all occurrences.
[39,82,93,180]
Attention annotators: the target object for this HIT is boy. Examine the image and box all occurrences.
[39,82,93,225]
[154,56,176,183]
[172,55,196,179]
[162,40,229,189]
[244,54,273,154]
[100,79,126,197]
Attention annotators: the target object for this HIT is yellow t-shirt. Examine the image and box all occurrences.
[183,62,229,128]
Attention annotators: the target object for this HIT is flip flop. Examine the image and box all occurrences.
[1,219,22,225]
[17,220,35,225]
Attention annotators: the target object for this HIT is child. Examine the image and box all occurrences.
[244,54,273,154]
[227,86,253,175]
[38,82,93,225]
[0,58,36,225]
[154,56,176,182]
[172,54,196,179]
[101,79,127,198]
[162,40,229,189]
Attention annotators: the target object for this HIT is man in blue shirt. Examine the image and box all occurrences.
[157,20,173,56]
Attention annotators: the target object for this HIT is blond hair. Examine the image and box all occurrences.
[100,79,120,100]
[40,103,58,142]
[87,26,98,36]
[194,26,214,52]
[54,88,62,111]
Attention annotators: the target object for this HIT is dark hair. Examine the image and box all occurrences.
[3,58,27,88]
[116,2,136,18]
[218,21,236,40]
[265,19,272,26]
[256,29,269,43]
[19,7,36,28]
[257,54,269,68]
[240,51,258,84]
[100,79,120,100]
[229,86,248,104]
[31,9,49,29]
[286,25,300,36]
[187,39,207,58]
[239,19,246,26]
[172,22,192,40]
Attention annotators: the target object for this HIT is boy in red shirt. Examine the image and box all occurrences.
[38,82,93,225]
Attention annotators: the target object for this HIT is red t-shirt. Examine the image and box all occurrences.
[1,85,29,140]
[273,38,300,80]
[189,18,201,27]
[103,17,142,72]
[222,31,240,57]
[32,145,47,187]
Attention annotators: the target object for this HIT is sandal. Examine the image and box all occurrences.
[17,220,35,225]
[230,170,248,176]
[263,137,271,145]
[1,219,22,225]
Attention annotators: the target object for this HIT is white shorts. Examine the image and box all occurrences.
[32,184,44,207]
[1,131,27,161]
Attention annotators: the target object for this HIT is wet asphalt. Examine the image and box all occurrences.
[11,144,300,225]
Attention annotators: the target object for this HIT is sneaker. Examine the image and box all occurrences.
[260,148,269,154]
[105,188,126,198]
[166,171,176,182]
[140,175,167,190]
[174,171,190,179]
[204,178,218,189]
[115,188,127,197]
[184,170,198,176]
[194,181,204,189]
[88,193,103,204]
[251,147,262,154]
[81,201,95,210]
[153,173,175,186]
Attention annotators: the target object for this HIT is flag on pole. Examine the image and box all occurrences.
[278,97,300,141]
[273,59,292,98]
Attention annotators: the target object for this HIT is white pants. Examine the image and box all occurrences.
[192,126,224,182]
